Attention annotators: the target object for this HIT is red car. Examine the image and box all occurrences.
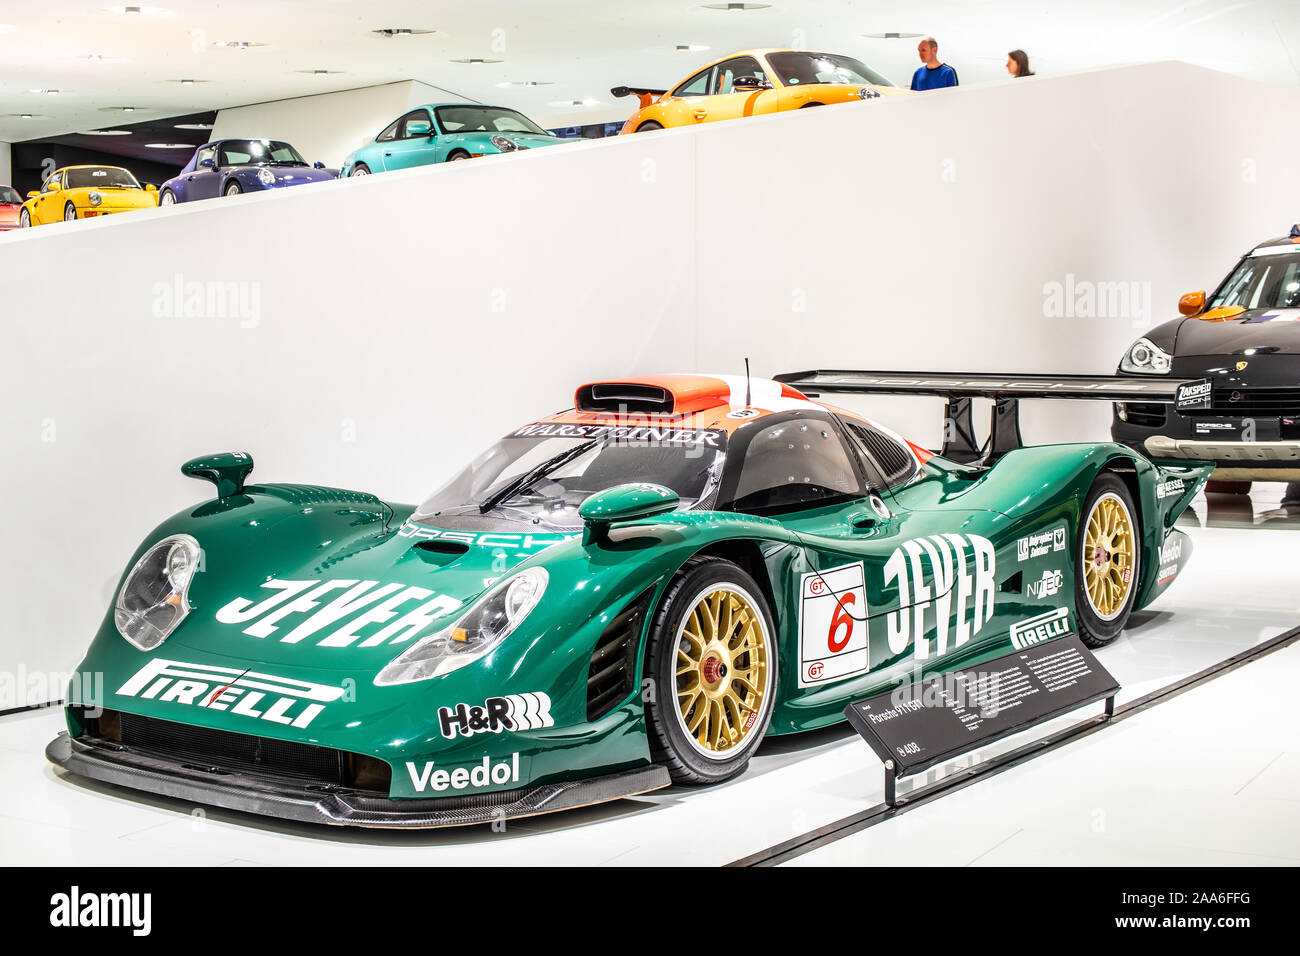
[0,185,22,230]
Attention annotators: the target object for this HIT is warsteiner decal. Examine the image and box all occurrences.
[513,422,723,446]
[438,693,554,739]
[885,534,995,661]
[216,579,462,648]
[117,658,347,728]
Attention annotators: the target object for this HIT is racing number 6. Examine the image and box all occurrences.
[828,593,856,653]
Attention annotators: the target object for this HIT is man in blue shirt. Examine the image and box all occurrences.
[911,37,959,91]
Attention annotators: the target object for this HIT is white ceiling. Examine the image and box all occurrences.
[2,0,1298,142]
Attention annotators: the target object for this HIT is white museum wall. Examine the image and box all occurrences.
[210,80,462,169]
[2,61,1296,690]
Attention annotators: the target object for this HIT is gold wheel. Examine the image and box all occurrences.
[1083,492,1137,621]
[674,585,770,759]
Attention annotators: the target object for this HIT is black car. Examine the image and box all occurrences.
[1113,227,1300,495]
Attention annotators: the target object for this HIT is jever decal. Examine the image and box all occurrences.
[885,534,996,661]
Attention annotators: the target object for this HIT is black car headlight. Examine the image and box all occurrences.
[489,134,519,152]
[114,534,201,651]
[374,567,548,685]
[1121,336,1172,374]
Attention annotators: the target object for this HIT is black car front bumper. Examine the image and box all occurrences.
[46,732,671,829]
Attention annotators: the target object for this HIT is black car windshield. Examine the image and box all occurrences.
[1210,250,1300,311]
[412,427,726,531]
[435,106,548,135]
[218,140,306,166]
[64,167,141,189]
[0,186,20,203]
[766,51,894,88]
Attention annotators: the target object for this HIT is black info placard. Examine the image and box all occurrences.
[844,635,1120,778]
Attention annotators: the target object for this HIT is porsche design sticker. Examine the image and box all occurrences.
[116,658,347,729]
[798,562,868,687]
[216,579,462,648]
[438,693,554,739]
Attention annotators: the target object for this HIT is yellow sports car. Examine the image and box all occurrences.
[613,48,905,134]
[19,164,157,227]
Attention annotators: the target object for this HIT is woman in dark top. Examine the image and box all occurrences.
[1006,50,1034,78]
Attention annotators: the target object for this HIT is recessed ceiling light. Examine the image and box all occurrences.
[29,89,60,95]
[81,129,132,135]
[496,80,553,88]
[212,40,266,50]
[676,44,711,52]
[100,105,143,113]
[450,57,503,65]
[547,98,602,108]
[174,122,214,130]
[372,28,437,38]
[296,69,342,77]
[701,2,772,10]
[108,5,169,14]
[146,142,192,149]
[19,113,34,119]
[861,32,924,39]
[169,78,210,85]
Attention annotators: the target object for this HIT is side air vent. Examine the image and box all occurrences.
[587,588,654,721]
[853,424,917,487]
[576,383,674,415]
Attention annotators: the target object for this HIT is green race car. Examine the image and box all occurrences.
[47,372,1211,828]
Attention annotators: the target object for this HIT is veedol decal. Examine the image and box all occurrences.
[406,753,521,793]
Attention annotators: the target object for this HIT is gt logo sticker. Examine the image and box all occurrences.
[116,658,347,729]
[438,693,554,739]
[798,562,868,687]
[885,534,995,661]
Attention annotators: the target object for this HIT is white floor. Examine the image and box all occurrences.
[2,490,1297,866]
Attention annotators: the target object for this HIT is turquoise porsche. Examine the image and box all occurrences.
[340,103,565,177]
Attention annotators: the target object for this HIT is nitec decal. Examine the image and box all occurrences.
[885,534,996,661]
[216,579,462,648]
[116,658,347,729]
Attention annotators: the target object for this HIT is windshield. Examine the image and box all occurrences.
[0,186,20,204]
[413,425,727,531]
[766,51,894,88]
[435,106,548,135]
[1211,250,1300,311]
[218,140,306,166]
[64,167,141,189]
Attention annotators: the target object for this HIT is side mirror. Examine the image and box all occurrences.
[579,482,679,545]
[145,183,157,192]
[182,451,255,499]
[732,76,771,92]
[406,122,432,137]
[1178,291,1206,316]
[314,161,325,169]
[27,191,39,200]
[198,158,217,171]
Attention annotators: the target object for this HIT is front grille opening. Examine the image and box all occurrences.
[75,708,392,793]
[1123,403,1166,427]
[587,589,653,721]
[1186,387,1300,417]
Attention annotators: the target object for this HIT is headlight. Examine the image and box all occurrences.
[114,534,202,651]
[489,134,518,152]
[374,567,548,686]
[257,167,276,186]
[88,191,102,206]
[857,86,881,99]
[1120,337,1172,374]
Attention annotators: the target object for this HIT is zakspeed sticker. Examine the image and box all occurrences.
[1016,525,1067,562]
[216,579,462,648]
[406,753,521,793]
[116,658,347,729]
[1175,379,1213,410]
[1010,607,1070,650]
[885,534,996,662]
[438,693,554,739]
[798,562,868,687]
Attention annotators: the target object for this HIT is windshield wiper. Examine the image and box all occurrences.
[478,437,605,514]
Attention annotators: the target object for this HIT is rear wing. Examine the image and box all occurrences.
[774,369,1211,464]
[610,86,668,109]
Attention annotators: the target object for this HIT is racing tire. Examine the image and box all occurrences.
[447,151,471,161]
[158,189,177,206]
[644,556,778,785]
[64,202,77,221]
[18,208,30,228]
[224,181,242,197]
[349,163,370,177]
[635,121,663,132]
[1075,473,1140,648]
